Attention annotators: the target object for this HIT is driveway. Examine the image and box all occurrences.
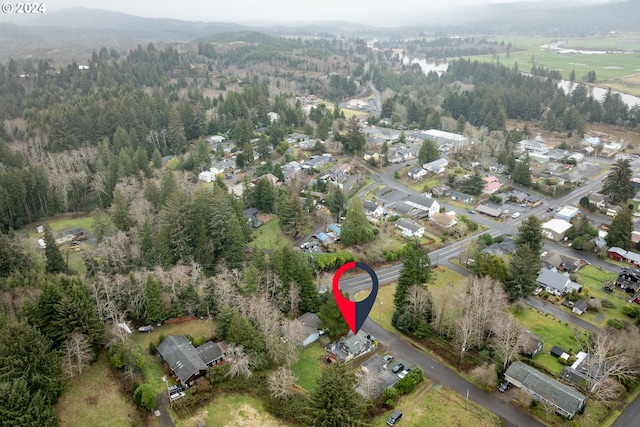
[155,391,176,427]
[524,297,602,334]
[362,318,543,427]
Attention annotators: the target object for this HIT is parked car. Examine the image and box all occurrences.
[467,209,475,214]
[168,385,183,394]
[383,354,394,363]
[546,207,554,212]
[498,381,510,393]
[398,370,409,379]
[138,325,153,333]
[169,391,185,402]
[540,251,548,258]
[511,212,520,219]
[387,410,403,426]
[391,363,405,374]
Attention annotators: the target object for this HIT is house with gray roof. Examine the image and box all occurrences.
[423,158,449,174]
[282,312,322,347]
[302,155,330,170]
[326,330,376,362]
[537,268,581,296]
[476,204,502,218]
[363,201,385,218]
[356,355,400,399]
[449,190,473,204]
[157,335,226,388]
[395,217,425,238]
[505,361,586,419]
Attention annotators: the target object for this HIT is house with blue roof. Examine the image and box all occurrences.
[328,224,341,237]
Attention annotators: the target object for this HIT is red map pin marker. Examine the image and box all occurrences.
[332,261,379,335]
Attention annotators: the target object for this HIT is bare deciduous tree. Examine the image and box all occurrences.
[359,368,381,399]
[267,366,296,399]
[470,363,498,389]
[492,314,524,370]
[61,333,94,378]
[225,344,252,379]
[404,284,431,324]
[582,332,640,406]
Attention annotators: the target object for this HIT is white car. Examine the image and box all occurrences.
[398,370,409,379]
[170,391,185,402]
[511,212,520,219]
[540,251,548,258]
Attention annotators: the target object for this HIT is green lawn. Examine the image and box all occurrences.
[462,35,640,95]
[27,212,95,237]
[574,265,634,327]
[56,352,139,427]
[513,306,588,376]
[174,393,296,427]
[291,341,326,392]
[371,383,498,427]
[249,217,293,251]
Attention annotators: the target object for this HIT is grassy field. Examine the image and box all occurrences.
[513,306,588,376]
[463,34,640,95]
[249,217,293,251]
[371,383,499,427]
[175,393,296,427]
[56,352,139,427]
[291,341,327,392]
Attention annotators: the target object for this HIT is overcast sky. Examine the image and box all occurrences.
[30,0,613,26]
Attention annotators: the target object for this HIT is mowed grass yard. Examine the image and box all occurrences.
[26,212,95,237]
[175,393,296,427]
[249,217,293,251]
[575,265,635,327]
[371,383,498,427]
[56,352,138,427]
[513,306,589,376]
[291,340,328,393]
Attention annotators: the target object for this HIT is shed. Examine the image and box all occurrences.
[572,299,588,315]
[550,346,566,358]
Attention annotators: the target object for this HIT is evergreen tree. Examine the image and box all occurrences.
[516,216,544,254]
[418,139,439,164]
[601,159,635,206]
[145,275,167,323]
[193,137,211,171]
[394,243,432,309]
[0,318,64,405]
[111,190,134,232]
[0,379,58,427]
[0,232,32,278]
[342,116,365,154]
[505,244,539,299]
[427,110,442,130]
[271,245,319,313]
[459,172,484,195]
[326,186,347,222]
[341,198,375,246]
[151,147,163,168]
[512,155,532,187]
[227,313,265,354]
[317,294,349,339]
[253,177,276,213]
[168,108,186,154]
[139,221,157,267]
[211,187,246,266]
[308,363,365,427]
[606,206,633,250]
[278,190,310,237]
[43,224,66,274]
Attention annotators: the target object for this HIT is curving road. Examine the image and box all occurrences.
[362,318,543,426]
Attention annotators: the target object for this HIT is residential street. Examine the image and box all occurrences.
[362,318,544,427]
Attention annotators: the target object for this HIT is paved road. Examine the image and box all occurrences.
[612,395,640,427]
[362,318,544,427]
[524,297,601,334]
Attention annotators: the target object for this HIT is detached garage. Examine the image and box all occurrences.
[542,219,573,242]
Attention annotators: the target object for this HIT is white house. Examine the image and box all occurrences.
[363,201,385,218]
[395,217,425,238]
[408,166,428,180]
[267,112,279,123]
[198,171,214,183]
[518,138,549,155]
[423,158,449,174]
